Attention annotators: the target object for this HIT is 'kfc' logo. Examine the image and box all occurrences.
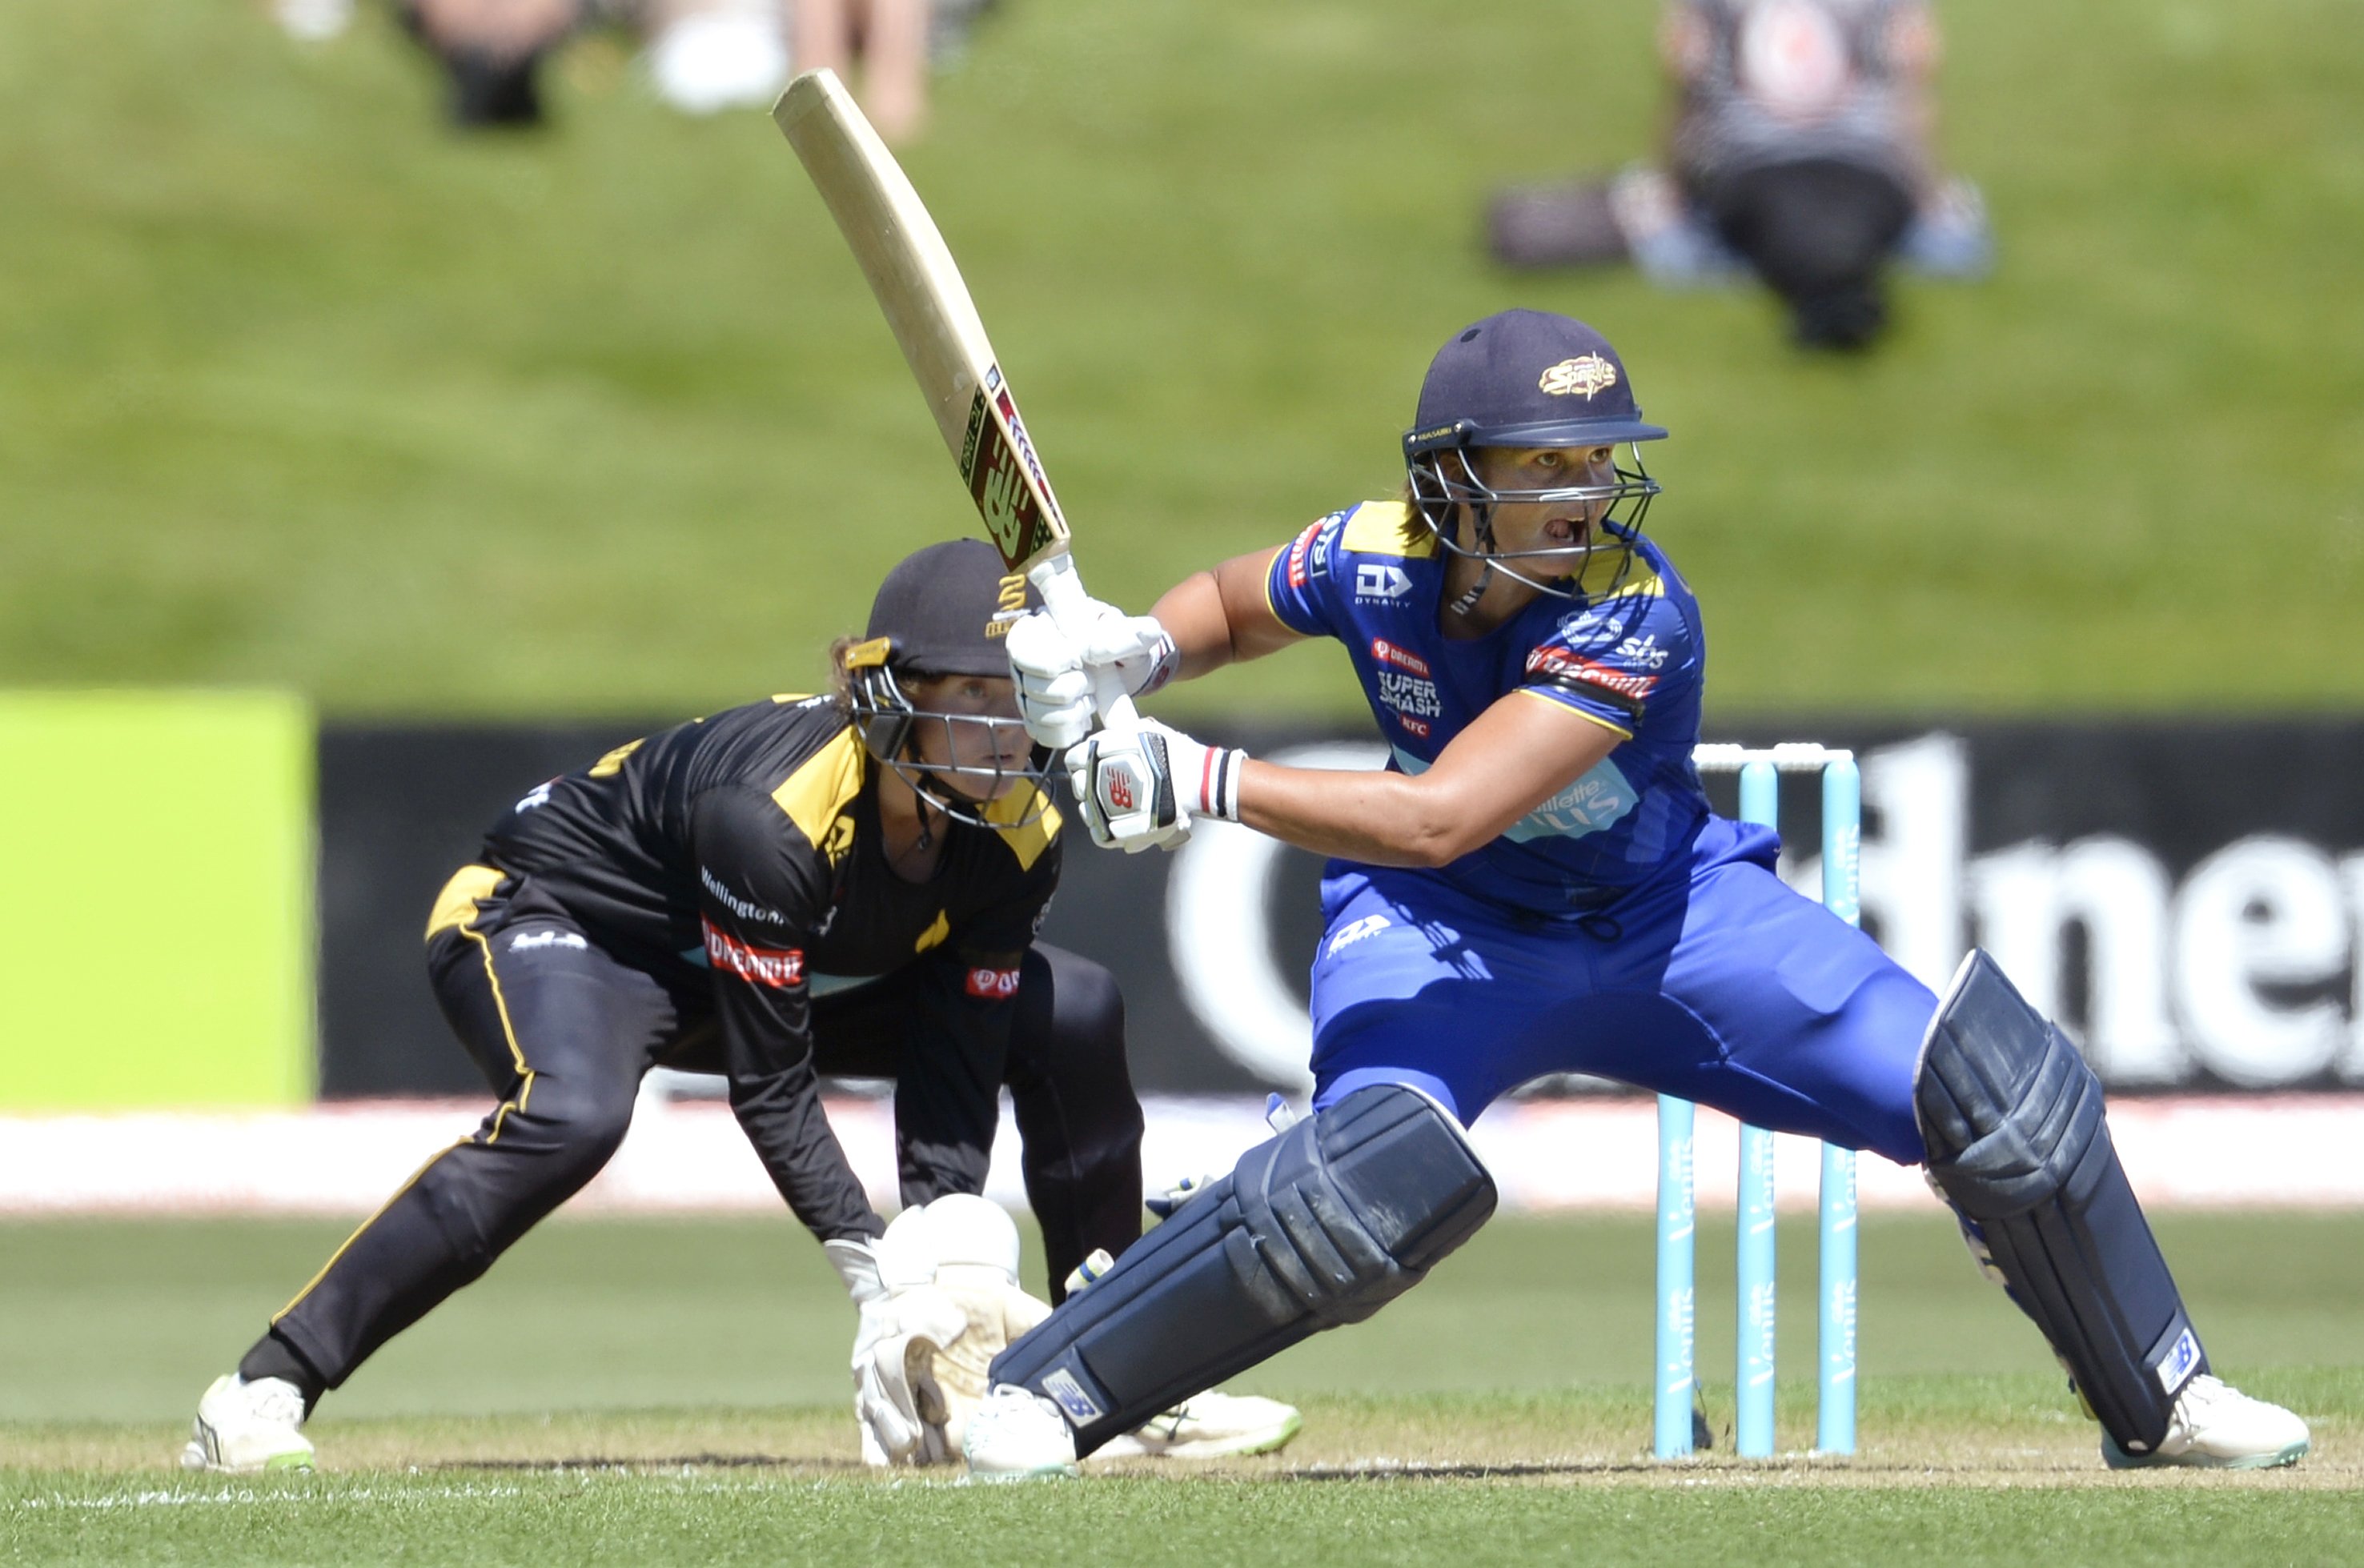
[965,965,1022,1000]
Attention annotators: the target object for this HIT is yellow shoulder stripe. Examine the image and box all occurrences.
[771,727,867,859]
[1575,551,1664,600]
[982,779,1061,872]
[425,864,505,940]
[588,738,644,779]
[1339,501,1439,559]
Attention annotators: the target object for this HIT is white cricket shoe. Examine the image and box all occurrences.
[961,1384,1078,1481]
[2101,1375,2310,1470]
[1090,1391,1304,1462]
[181,1374,315,1474]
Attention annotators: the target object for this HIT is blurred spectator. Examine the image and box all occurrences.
[927,0,1000,70]
[1490,0,1991,351]
[643,0,793,115]
[401,0,584,126]
[271,0,357,40]
[795,0,933,144]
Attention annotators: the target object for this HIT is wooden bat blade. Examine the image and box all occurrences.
[774,69,1070,573]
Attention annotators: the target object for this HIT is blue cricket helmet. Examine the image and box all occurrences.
[1403,309,1668,458]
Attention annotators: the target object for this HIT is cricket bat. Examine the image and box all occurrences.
[773,69,1135,729]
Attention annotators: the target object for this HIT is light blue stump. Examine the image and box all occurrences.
[1817,756,1862,1455]
[1653,1093,1696,1458]
[1733,761,1780,1456]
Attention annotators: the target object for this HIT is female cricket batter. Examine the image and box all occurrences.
[966,308,2310,1477]
[182,539,1293,1472]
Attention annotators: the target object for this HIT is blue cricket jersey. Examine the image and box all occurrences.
[1263,501,1712,915]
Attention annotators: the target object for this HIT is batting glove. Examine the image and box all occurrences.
[1070,718,1246,853]
[1005,606,1178,752]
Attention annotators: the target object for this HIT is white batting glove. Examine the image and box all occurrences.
[1005,606,1178,752]
[1069,718,1246,854]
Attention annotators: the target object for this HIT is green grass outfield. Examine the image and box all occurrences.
[3,1,2361,717]
[5,1213,2358,1564]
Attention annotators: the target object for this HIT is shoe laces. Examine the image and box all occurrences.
[243,1378,307,1427]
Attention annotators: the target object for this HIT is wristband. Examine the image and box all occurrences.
[1191,744,1247,822]
[1135,630,1182,696]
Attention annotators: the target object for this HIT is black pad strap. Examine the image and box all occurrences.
[1916,952,2205,1453]
[989,1084,1495,1454]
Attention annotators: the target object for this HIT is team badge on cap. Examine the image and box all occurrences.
[1539,355,1619,399]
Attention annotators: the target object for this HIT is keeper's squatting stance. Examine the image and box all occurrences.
[182,540,1295,1472]
[955,309,2310,1477]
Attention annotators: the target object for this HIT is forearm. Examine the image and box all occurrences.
[1234,762,1476,868]
[728,1057,884,1242]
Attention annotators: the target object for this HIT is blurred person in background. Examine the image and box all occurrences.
[401,0,584,126]
[180,539,1298,1474]
[1490,0,1991,351]
[794,0,933,143]
[381,0,796,126]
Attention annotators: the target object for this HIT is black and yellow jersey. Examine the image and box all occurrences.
[453,692,1061,1236]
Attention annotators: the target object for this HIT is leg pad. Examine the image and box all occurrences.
[990,1084,1495,1454]
[1916,952,2205,1454]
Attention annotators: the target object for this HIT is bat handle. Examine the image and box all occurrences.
[1026,554,1141,734]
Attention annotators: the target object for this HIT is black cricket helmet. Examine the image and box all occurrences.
[1403,310,1668,608]
[844,539,1053,827]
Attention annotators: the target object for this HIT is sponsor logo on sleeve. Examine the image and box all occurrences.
[1526,647,1660,701]
[1370,638,1431,677]
[1285,522,1323,589]
[1355,563,1413,602]
[701,918,805,989]
[1615,633,1670,669]
[965,964,1023,1000]
[513,780,555,813]
[508,929,588,952]
[700,866,789,926]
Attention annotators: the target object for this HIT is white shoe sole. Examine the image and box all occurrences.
[2102,1433,2310,1471]
[965,1461,1079,1482]
[1092,1408,1304,1462]
[181,1434,315,1474]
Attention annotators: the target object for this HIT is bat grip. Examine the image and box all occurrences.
[1027,554,1140,736]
